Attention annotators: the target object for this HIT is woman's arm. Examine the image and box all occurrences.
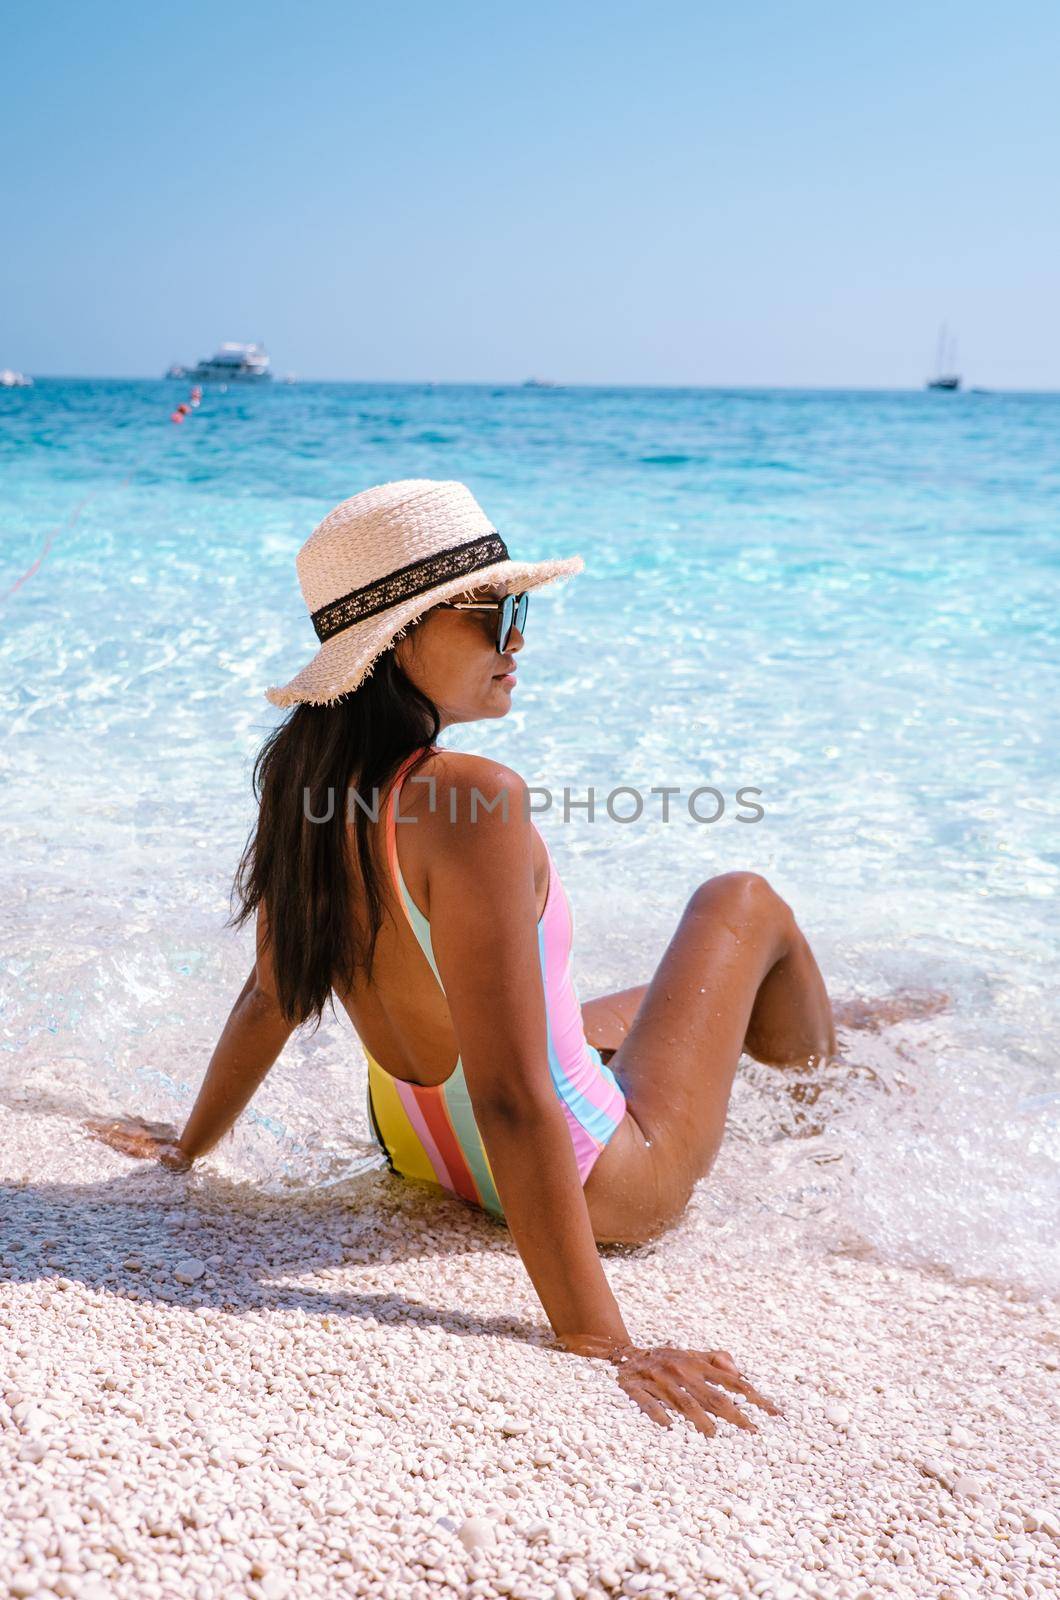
[176,903,297,1161]
[426,759,630,1351]
[426,762,782,1434]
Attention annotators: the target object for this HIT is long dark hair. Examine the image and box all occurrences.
[228,648,440,1029]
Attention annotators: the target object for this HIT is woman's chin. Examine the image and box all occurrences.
[481,682,515,717]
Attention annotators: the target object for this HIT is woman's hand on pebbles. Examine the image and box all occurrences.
[82,1114,193,1172]
[566,1336,780,1435]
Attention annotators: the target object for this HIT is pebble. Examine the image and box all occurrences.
[824,1403,850,1426]
[15,1406,53,1436]
[173,1258,206,1285]
[458,1517,498,1552]
[919,1457,955,1489]
[258,1576,290,1600]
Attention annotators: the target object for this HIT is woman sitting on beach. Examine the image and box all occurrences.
[86,479,941,1438]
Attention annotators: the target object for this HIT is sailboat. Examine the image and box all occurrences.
[926,323,961,390]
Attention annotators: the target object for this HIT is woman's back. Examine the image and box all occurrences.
[337,745,626,1216]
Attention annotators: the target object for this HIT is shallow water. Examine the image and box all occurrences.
[1,379,1057,1295]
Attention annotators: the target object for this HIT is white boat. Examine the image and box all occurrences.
[0,369,33,387]
[179,342,273,383]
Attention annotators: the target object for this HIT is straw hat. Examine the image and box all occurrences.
[265,479,585,708]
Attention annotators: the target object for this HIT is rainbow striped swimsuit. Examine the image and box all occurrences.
[364,749,627,1218]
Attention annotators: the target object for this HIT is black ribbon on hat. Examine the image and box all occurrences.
[311,532,510,643]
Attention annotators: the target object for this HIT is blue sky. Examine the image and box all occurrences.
[4,0,1058,387]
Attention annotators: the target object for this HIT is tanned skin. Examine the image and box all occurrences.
[87,582,948,1435]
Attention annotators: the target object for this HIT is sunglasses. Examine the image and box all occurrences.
[435,590,529,652]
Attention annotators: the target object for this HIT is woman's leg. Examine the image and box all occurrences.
[582,976,950,1062]
[581,985,649,1063]
[582,871,835,1242]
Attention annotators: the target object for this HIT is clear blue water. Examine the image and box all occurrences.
[2,379,1058,1294]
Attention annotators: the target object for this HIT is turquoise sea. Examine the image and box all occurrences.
[2,380,1057,1294]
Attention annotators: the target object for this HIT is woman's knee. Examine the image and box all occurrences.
[688,870,793,927]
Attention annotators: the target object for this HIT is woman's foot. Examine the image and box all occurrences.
[776,1058,880,1135]
[832,987,951,1035]
[775,990,945,1137]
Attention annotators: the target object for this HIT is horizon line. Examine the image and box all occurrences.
[8,374,1060,395]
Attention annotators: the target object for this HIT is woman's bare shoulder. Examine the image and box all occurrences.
[415,749,532,857]
[423,748,529,798]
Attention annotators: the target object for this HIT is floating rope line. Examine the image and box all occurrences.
[2,383,204,604]
[3,489,96,601]
[2,462,145,603]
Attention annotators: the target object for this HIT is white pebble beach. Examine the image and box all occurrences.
[2,1101,1057,1600]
